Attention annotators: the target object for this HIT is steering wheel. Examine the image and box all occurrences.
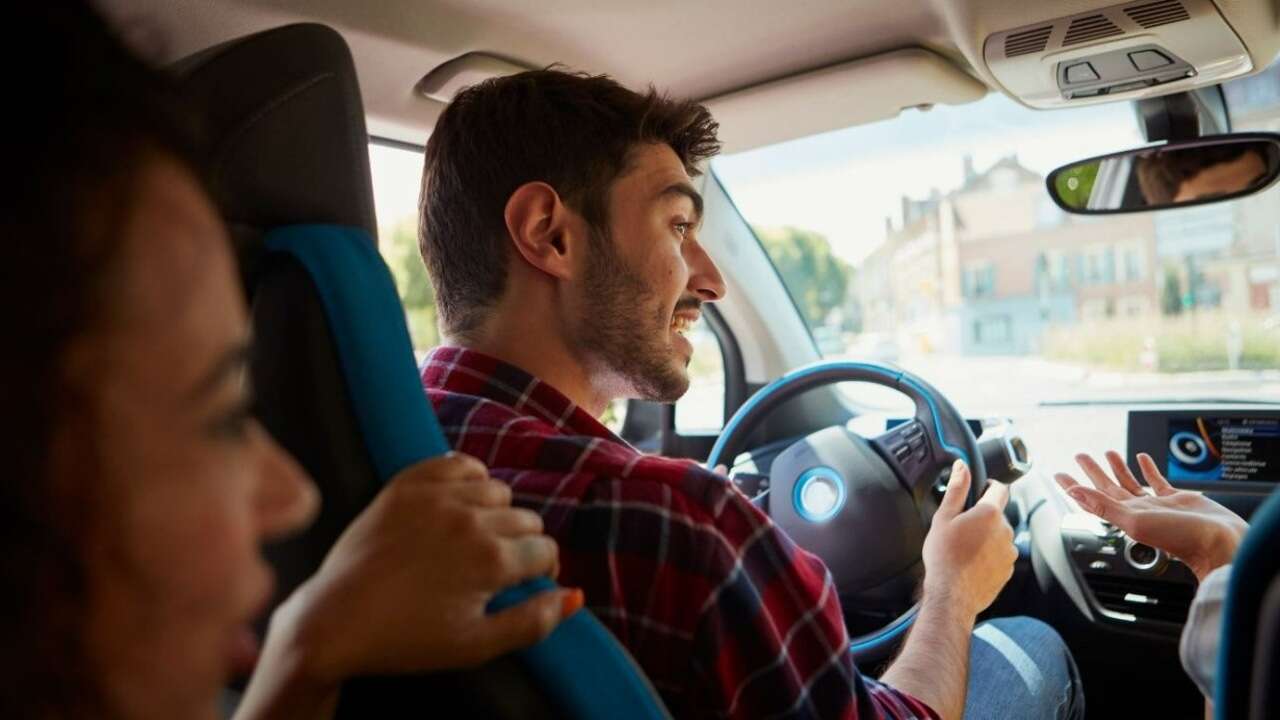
[705,361,986,664]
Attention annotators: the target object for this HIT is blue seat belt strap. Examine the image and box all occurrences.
[263,224,670,720]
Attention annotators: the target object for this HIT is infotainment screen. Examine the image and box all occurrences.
[1128,410,1280,487]
[1166,416,1280,482]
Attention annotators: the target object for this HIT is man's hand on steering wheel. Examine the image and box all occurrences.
[921,460,1017,619]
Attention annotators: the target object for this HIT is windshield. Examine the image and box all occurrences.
[714,63,1280,417]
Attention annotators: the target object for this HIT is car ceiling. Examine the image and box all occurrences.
[98,0,1280,148]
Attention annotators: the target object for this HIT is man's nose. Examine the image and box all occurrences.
[686,240,726,302]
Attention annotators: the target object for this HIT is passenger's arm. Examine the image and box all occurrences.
[1055,451,1246,582]
[1058,452,1249,715]
[881,461,1016,720]
[234,453,580,720]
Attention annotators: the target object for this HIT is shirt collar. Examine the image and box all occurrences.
[421,346,620,441]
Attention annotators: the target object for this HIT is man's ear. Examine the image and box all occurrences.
[504,181,580,280]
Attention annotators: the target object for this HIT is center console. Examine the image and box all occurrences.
[1059,408,1279,631]
[1060,512,1197,628]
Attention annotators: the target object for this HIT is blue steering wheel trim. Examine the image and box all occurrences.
[849,605,917,654]
[792,466,847,523]
[706,359,975,662]
[706,361,970,469]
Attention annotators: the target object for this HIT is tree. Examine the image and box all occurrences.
[754,226,853,328]
[1161,265,1183,317]
[383,218,439,349]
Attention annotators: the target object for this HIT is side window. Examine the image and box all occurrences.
[369,143,438,360]
[674,318,726,433]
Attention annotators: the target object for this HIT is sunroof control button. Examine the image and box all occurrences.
[1129,50,1172,72]
[1065,62,1099,84]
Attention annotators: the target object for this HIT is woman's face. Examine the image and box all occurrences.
[64,155,318,720]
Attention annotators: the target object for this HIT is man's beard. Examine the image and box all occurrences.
[574,229,693,403]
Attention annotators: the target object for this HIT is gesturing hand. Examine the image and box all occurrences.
[1054,451,1248,581]
[922,460,1017,619]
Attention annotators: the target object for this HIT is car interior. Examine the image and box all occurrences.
[99,0,1280,717]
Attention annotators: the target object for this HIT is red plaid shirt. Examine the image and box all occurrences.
[422,347,937,719]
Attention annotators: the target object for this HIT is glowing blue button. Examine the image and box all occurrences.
[793,466,847,523]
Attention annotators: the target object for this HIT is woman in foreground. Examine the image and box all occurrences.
[2,5,578,718]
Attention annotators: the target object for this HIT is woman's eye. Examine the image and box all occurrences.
[674,222,691,238]
[210,403,253,440]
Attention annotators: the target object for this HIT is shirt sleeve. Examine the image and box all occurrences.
[1180,563,1232,700]
[685,486,939,719]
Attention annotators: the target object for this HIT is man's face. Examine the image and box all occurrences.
[567,143,726,403]
[1174,149,1268,203]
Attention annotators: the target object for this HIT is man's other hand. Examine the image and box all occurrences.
[1055,451,1247,581]
[921,460,1017,619]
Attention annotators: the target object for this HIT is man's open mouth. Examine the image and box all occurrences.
[671,314,697,336]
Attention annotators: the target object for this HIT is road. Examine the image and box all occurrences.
[831,353,1280,479]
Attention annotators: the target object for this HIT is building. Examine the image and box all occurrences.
[861,155,1159,356]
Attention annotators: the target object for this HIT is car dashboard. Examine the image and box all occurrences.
[732,404,1279,640]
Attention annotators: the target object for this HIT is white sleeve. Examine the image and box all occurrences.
[1179,564,1232,700]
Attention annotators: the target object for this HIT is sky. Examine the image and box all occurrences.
[370,143,427,232]
[711,92,1146,265]
[367,92,1148,266]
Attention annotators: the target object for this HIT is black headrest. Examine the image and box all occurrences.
[171,23,384,643]
[173,23,377,263]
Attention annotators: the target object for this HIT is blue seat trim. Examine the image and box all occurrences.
[1215,487,1280,719]
[264,224,669,720]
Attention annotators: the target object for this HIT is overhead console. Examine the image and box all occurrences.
[984,0,1251,109]
[1128,409,1280,489]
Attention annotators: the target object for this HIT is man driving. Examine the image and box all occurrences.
[416,69,1082,719]
[1135,143,1271,205]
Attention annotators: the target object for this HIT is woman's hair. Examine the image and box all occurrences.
[0,4,203,716]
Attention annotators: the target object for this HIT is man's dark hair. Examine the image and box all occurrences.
[1134,143,1266,204]
[418,69,720,338]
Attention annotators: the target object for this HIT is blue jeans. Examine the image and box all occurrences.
[963,617,1085,720]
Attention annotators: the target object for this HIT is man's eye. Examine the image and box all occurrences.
[674,222,691,238]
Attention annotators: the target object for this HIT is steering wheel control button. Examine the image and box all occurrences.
[1064,61,1099,84]
[1129,49,1172,72]
[792,466,847,523]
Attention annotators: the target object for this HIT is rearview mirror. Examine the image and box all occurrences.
[1046,134,1280,214]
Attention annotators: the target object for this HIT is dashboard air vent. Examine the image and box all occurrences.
[1125,0,1191,29]
[1084,573,1195,625]
[1063,14,1125,46]
[1004,25,1053,58]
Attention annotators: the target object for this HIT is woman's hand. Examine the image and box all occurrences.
[238,453,580,719]
[1055,451,1248,582]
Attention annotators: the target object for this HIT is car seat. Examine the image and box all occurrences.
[174,23,668,719]
[1214,486,1280,719]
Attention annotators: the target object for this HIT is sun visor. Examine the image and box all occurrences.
[705,48,987,154]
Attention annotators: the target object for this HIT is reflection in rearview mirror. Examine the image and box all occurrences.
[1047,135,1280,214]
